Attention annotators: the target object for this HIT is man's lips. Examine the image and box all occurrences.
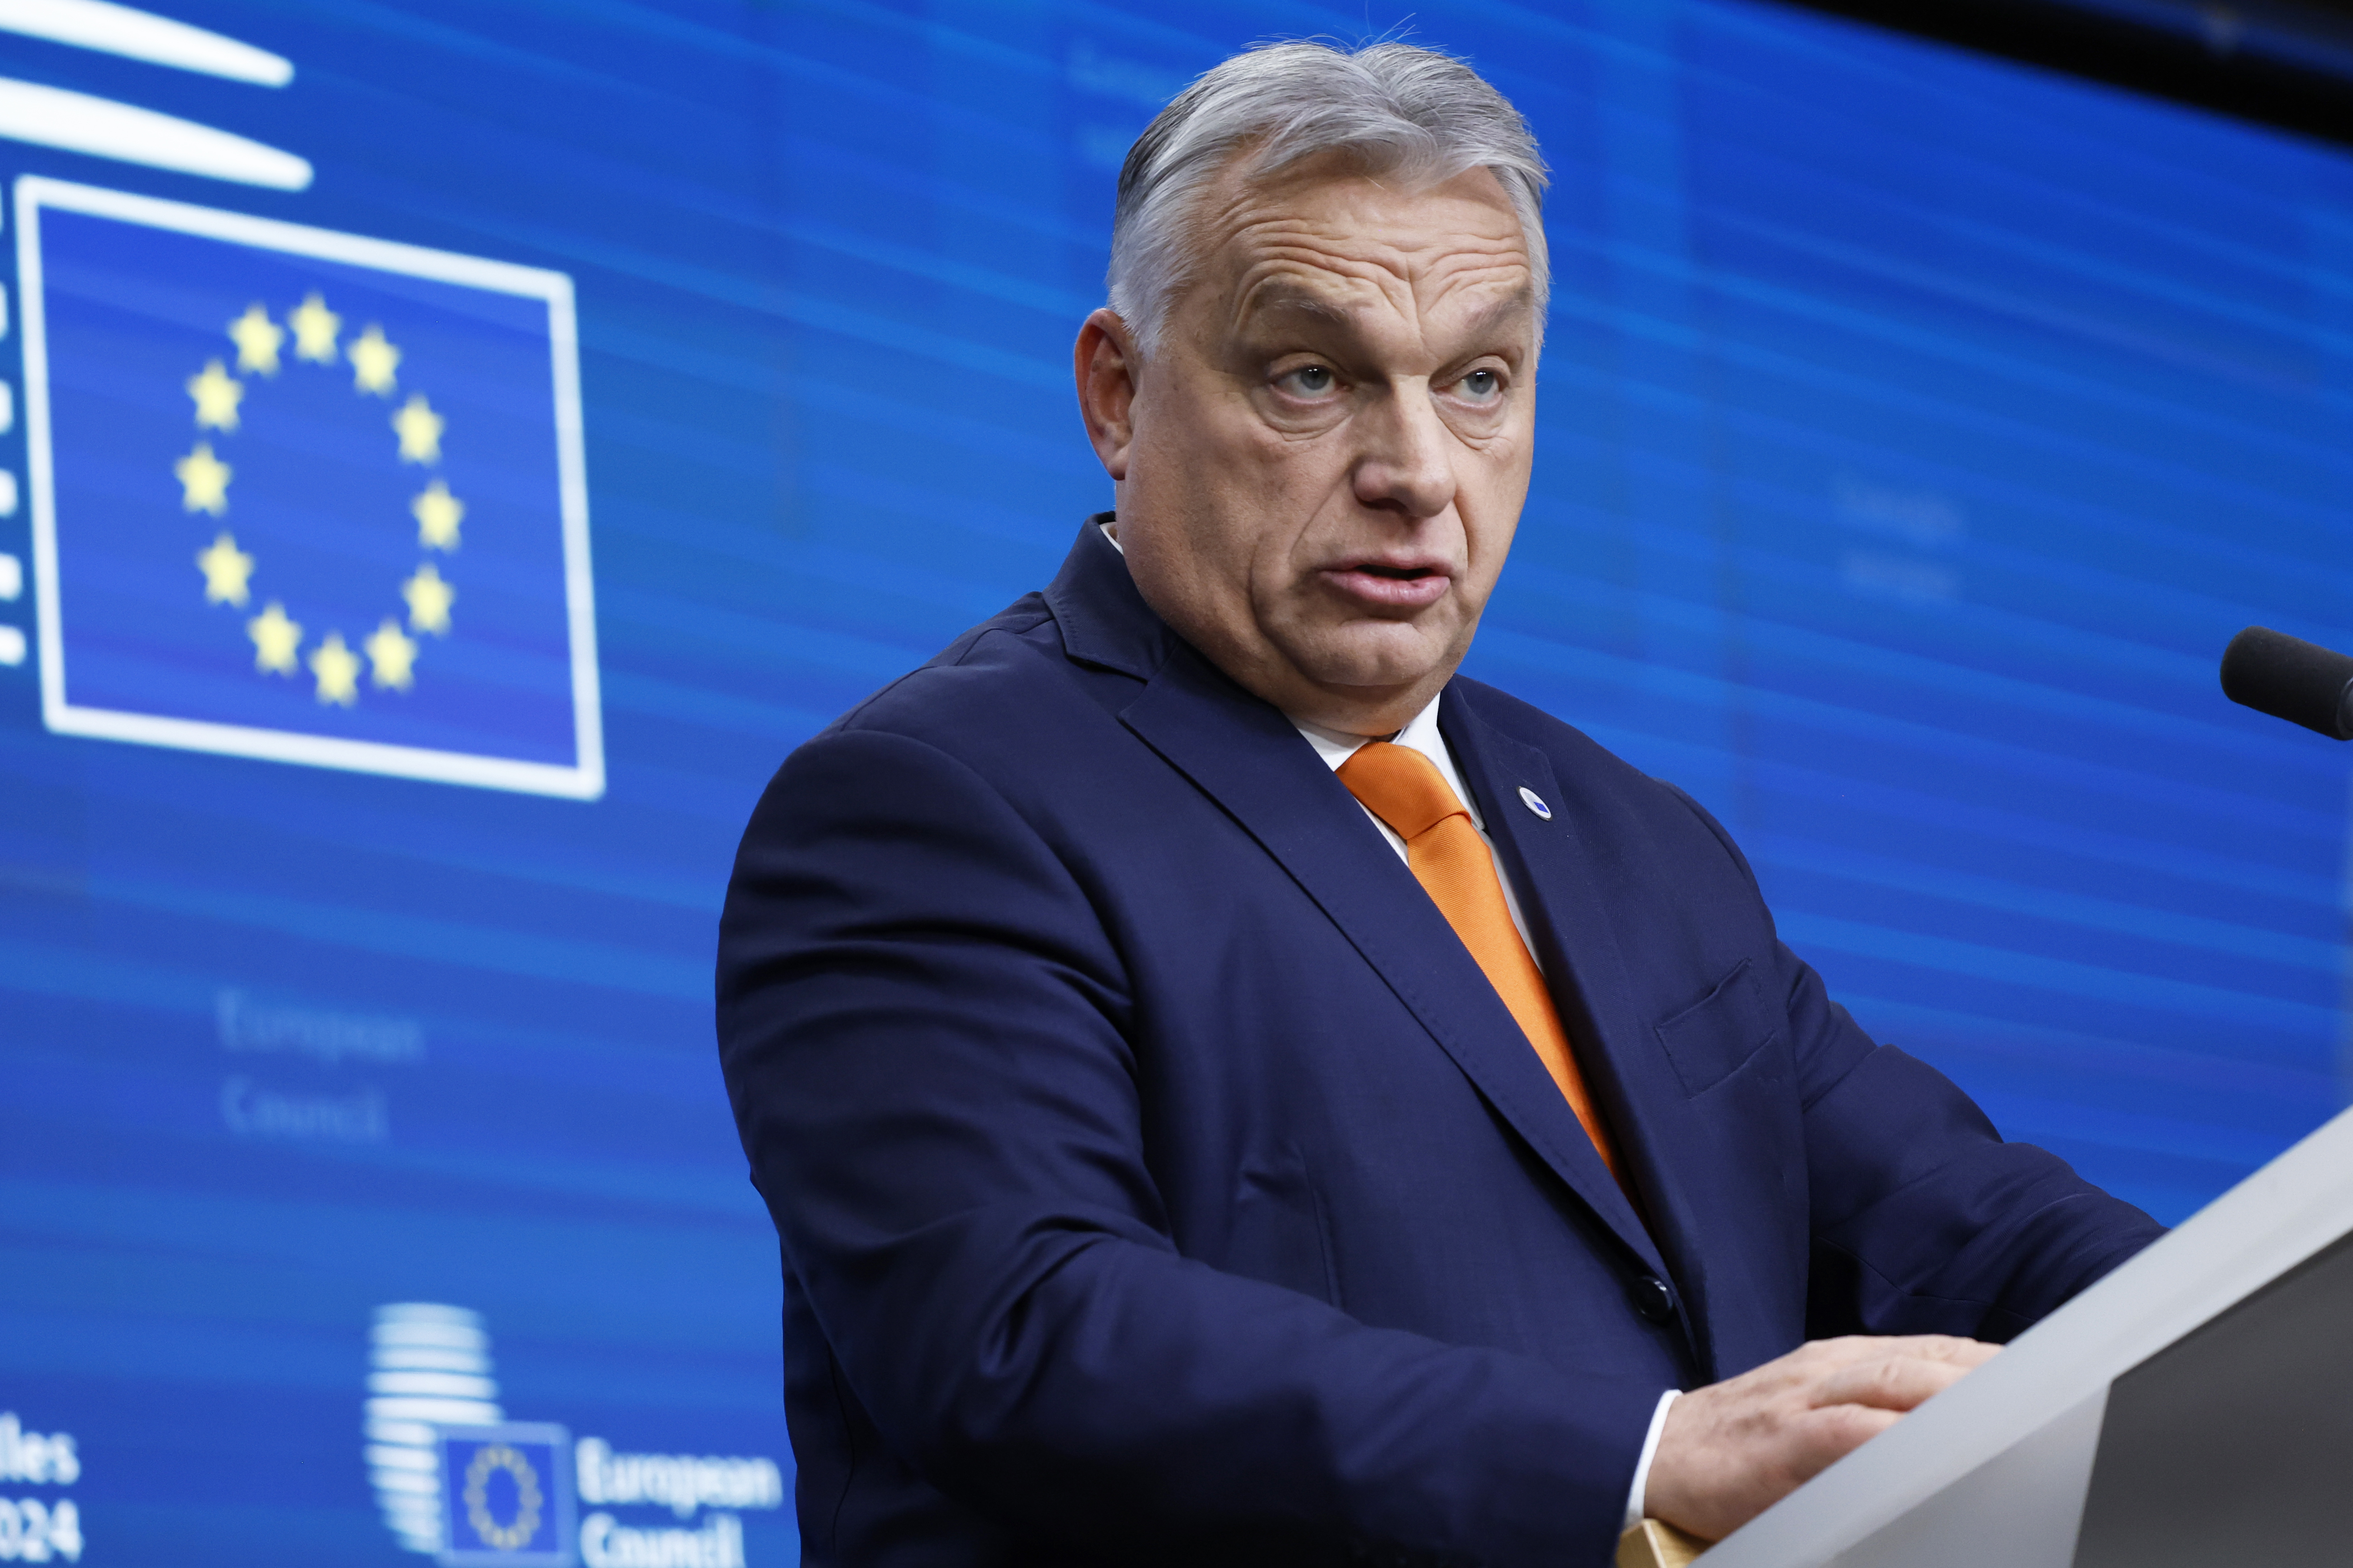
[1318,560,1454,610]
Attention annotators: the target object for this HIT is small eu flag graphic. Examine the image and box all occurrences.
[15,176,602,798]
[436,1423,575,1566]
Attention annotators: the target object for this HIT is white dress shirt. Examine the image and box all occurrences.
[1102,522,1676,1529]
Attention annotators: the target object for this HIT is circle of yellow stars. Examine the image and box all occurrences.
[181,292,461,707]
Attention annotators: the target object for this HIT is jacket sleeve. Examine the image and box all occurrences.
[717,725,1663,1567]
[1661,782,2167,1343]
[1794,971,2166,1342]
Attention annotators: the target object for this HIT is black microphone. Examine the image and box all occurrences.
[2221,626,2353,741]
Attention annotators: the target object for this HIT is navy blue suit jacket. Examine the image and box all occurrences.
[716,520,2161,1567]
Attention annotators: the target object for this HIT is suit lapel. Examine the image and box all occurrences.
[1118,645,1666,1277]
[1442,692,1723,1377]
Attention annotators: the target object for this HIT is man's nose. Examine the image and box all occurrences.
[1351,383,1457,520]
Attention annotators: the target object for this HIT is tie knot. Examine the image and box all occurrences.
[1336,741,1469,842]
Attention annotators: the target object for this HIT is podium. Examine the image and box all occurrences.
[1627,1101,2353,1567]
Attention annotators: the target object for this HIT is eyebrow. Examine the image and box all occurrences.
[1239,282,1535,353]
[1448,289,1536,352]
[1241,284,1354,329]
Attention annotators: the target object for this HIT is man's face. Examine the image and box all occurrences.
[1081,154,1537,735]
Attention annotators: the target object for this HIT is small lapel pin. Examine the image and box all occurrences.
[1517,786,1552,820]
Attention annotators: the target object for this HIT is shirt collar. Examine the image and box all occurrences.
[1290,692,1442,764]
[1289,693,1483,831]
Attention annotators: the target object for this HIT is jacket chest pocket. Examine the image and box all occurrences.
[1653,959,1777,1097]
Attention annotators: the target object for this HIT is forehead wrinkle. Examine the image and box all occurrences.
[1235,210,1524,278]
[1445,286,1536,350]
[1230,265,1394,340]
[1191,171,1535,352]
[1236,276,1356,328]
[1228,248,1531,358]
[1229,213,1523,282]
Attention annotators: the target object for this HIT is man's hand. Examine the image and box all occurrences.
[1643,1335,1999,1542]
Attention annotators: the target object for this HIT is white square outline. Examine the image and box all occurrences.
[432,1421,576,1568]
[14,175,605,800]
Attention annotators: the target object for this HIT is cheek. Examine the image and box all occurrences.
[1137,385,1280,510]
[1463,447,1531,548]
[1174,438,1320,579]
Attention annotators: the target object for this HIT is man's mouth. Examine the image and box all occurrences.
[1322,559,1452,609]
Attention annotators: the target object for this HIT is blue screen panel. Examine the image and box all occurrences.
[1,2,2349,1564]
[26,186,594,786]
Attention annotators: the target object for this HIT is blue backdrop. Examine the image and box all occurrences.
[2,1,2350,1564]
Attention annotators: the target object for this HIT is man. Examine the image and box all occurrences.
[717,40,2162,1567]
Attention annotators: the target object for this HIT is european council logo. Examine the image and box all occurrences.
[437,1423,575,1567]
[14,176,603,798]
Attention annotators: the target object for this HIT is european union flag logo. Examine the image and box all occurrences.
[15,177,602,798]
[437,1423,575,1567]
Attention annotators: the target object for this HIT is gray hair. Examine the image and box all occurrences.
[1106,40,1549,359]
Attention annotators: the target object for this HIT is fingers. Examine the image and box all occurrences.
[1807,1336,1998,1411]
[1802,1333,1999,1369]
[1793,1402,1900,1463]
[1809,1350,1980,1413]
[1750,1405,1902,1504]
[1640,1336,2002,1544]
[1903,1334,2001,1368]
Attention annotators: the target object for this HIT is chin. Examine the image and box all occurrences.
[1295,626,1457,695]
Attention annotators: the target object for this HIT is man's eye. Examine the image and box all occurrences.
[1279,364,1337,395]
[1458,368,1503,402]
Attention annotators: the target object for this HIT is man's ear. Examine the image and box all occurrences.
[1074,308,1139,482]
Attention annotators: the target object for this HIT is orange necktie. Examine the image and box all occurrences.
[1337,741,1625,1186]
